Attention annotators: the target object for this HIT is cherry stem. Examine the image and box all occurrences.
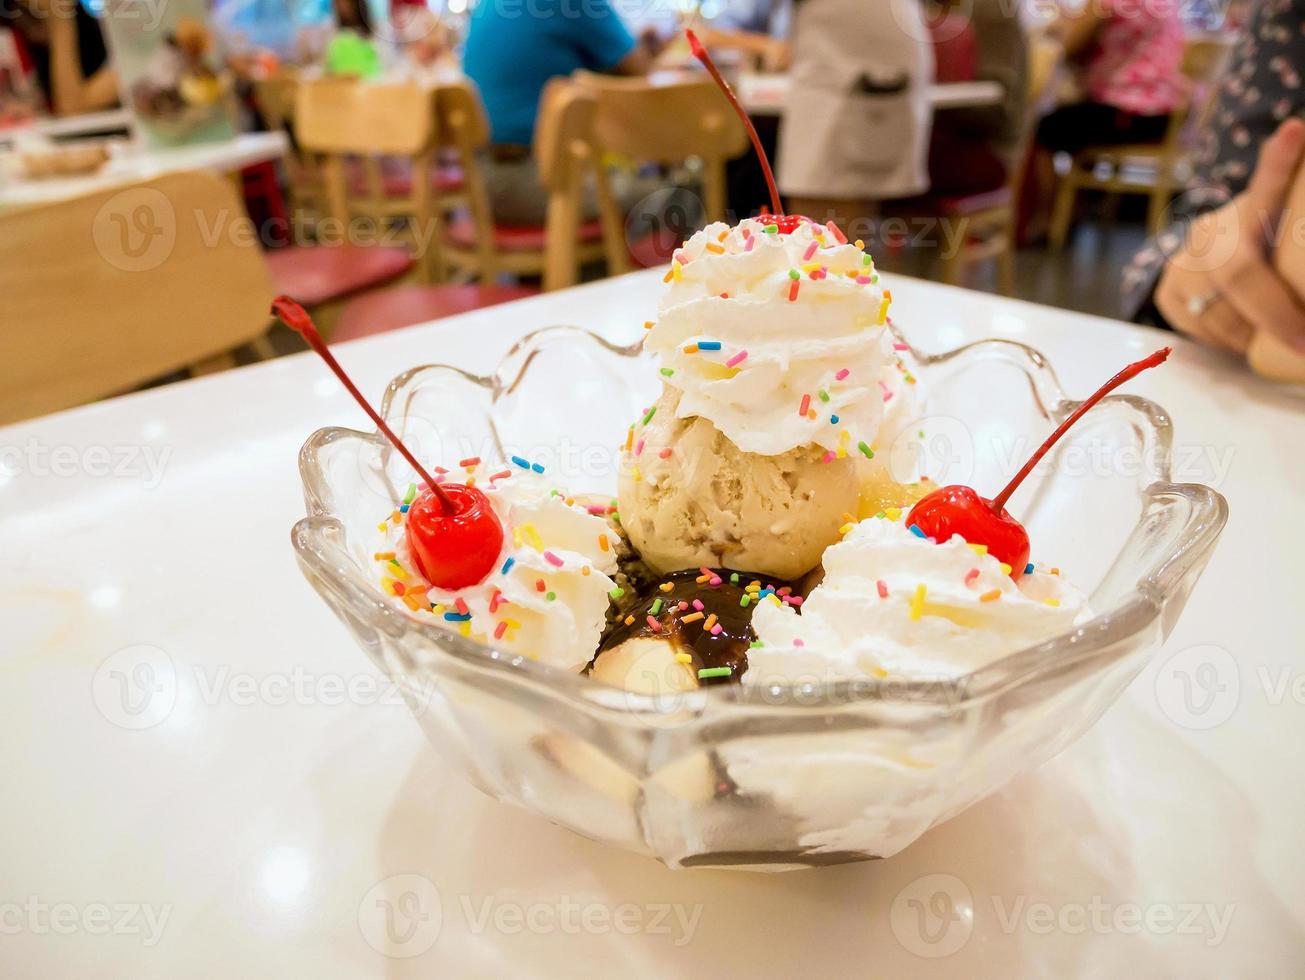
[989,347,1172,513]
[686,28,782,219]
[271,296,454,514]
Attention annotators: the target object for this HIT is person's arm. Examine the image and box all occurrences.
[1152,119,1305,354]
[1122,0,1305,357]
[572,0,646,76]
[46,10,118,115]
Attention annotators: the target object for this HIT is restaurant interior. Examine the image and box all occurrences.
[3,0,1305,974]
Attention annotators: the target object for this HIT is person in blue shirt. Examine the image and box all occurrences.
[462,0,658,225]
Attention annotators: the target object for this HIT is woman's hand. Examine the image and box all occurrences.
[1155,118,1305,355]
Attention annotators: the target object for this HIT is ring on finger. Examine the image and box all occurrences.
[1186,290,1223,317]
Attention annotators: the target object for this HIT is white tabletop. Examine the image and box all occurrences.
[0,108,134,148]
[738,73,1004,116]
[33,108,133,141]
[2,271,1302,976]
[0,131,288,208]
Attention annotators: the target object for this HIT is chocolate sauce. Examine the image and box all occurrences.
[594,568,801,686]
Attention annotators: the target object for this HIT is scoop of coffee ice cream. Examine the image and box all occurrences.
[617,388,860,580]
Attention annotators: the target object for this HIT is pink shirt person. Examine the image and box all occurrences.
[1082,0,1187,116]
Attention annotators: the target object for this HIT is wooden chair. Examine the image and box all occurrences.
[886,36,1062,294]
[324,81,546,338]
[1048,35,1235,249]
[0,172,276,424]
[573,71,749,231]
[292,77,446,278]
[436,77,623,291]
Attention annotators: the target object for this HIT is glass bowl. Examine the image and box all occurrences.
[291,325,1226,871]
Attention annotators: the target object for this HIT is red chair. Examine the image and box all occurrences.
[929,12,979,84]
[332,283,538,341]
[263,244,413,309]
[435,78,627,291]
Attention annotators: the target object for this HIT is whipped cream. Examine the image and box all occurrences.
[747,513,1088,683]
[645,218,893,456]
[376,471,617,672]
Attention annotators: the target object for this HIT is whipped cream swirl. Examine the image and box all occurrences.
[747,514,1089,683]
[377,472,617,672]
[645,218,893,456]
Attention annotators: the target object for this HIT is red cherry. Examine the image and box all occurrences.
[405,483,503,590]
[906,348,1172,580]
[756,213,810,235]
[906,485,1029,576]
[272,296,505,590]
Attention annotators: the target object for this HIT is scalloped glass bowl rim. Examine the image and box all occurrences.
[292,326,1228,717]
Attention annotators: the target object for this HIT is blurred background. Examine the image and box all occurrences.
[4,0,1295,425]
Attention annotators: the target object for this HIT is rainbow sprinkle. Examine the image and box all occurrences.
[909,584,927,621]
[725,350,748,368]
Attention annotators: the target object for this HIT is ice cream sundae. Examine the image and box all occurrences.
[278,31,1173,700]
[618,217,919,581]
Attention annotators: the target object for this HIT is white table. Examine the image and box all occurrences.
[32,108,133,141]
[0,108,134,149]
[0,130,288,208]
[1,271,1302,976]
[738,72,1004,116]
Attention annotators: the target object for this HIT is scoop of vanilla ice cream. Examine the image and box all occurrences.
[617,387,859,580]
[378,471,618,672]
[646,218,892,456]
[746,514,1088,683]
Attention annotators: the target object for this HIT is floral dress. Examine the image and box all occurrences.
[1123,0,1305,323]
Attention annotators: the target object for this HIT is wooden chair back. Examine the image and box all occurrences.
[0,171,276,424]
[1168,35,1236,142]
[533,77,623,287]
[294,77,437,157]
[571,71,747,222]
[294,78,440,276]
[434,77,618,290]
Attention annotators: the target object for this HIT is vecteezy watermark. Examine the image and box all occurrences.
[0,897,172,948]
[1151,646,1305,731]
[891,874,1235,956]
[989,895,1235,946]
[92,187,178,273]
[1153,643,1240,731]
[357,875,703,957]
[0,439,172,490]
[90,645,448,729]
[891,873,975,958]
[358,875,444,959]
[91,645,179,731]
[0,0,171,31]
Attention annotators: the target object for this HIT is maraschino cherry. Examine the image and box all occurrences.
[272,297,503,590]
[686,28,808,232]
[906,348,1173,579]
